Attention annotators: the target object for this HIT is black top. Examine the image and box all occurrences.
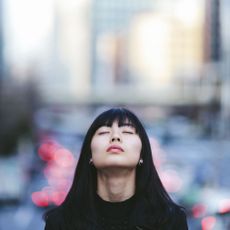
[44,196,188,230]
[95,194,136,230]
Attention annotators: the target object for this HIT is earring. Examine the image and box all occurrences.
[139,159,143,165]
[89,158,93,165]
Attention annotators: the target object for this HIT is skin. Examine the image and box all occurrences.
[90,120,142,202]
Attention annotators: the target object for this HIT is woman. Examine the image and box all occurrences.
[44,107,188,230]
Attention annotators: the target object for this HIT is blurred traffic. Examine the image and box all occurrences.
[0,0,230,229]
[1,107,230,229]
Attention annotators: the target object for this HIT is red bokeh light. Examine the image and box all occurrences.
[38,141,59,161]
[54,148,75,168]
[31,191,49,207]
[31,187,68,207]
[50,190,67,206]
[33,140,76,207]
[43,162,67,179]
[160,169,183,193]
[201,216,216,230]
[192,203,207,218]
[219,199,230,214]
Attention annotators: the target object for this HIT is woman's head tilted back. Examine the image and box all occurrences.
[62,107,178,224]
[76,107,155,190]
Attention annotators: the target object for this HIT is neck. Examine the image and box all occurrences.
[96,168,136,202]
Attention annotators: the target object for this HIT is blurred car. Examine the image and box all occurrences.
[0,156,26,205]
[183,187,230,229]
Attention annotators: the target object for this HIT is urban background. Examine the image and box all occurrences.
[0,0,230,229]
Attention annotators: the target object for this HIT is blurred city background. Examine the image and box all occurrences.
[0,0,230,229]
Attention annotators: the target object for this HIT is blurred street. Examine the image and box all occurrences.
[0,205,44,230]
[0,114,230,229]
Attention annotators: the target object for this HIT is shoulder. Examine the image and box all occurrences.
[44,206,64,230]
[143,201,188,230]
[131,199,188,230]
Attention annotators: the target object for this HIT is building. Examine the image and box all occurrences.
[0,0,3,81]
[91,0,154,86]
[219,0,230,136]
[39,0,91,103]
[1,0,225,107]
[90,0,209,106]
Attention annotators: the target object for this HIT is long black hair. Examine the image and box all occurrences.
[45,107,183,228]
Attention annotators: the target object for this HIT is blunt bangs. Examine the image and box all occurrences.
[92,108,140,134]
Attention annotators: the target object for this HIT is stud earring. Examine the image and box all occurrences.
[89,158,93,165]
[139,159,143,165]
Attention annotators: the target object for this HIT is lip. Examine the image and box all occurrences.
[106,145,124,152]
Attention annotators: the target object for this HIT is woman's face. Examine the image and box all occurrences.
[90,120,142,169]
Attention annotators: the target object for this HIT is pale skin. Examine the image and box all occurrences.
[90,121,142,202]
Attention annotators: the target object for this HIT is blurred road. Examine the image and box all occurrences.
[0,205,44,230]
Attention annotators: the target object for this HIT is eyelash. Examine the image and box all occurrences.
[98,130,134,135]
[98,131,109,135]
[122,131,134,134]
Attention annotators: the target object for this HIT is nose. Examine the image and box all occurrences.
[111,136,121,142]
[110,129,121,143]
[110,122,122,143]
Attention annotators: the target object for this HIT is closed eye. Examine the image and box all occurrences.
[122,131,134,134]
[98,131,110,135]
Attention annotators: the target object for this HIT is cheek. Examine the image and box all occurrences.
[90,138,98,155]
[130,138,142,156]
[90,138,107,167]
[90,137,105,156]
